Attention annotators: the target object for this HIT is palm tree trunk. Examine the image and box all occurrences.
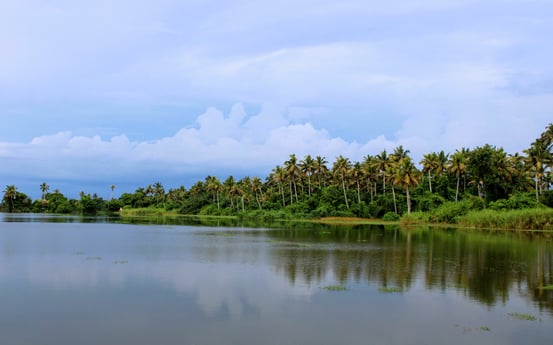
[279,183,285,207]
[428,172,432,193]
[289,182,293,205]
[392,186,397,214]
[216,191,220,210]
[534,176,540,203]
[341,175,349,209]
[455,176,460,203]
[406,186,411,214]
[356,180,361,204]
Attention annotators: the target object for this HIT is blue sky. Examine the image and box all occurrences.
[1,0,552,199]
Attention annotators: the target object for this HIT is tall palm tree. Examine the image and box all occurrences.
[3,185,17,212]
[362,155,378,202]
[420,153,437,193]
[270,166,287,207]
[313,155,329,188]
[351,162,364,204]
[205,176,223,209]
[251,177,264,209]
[153,182,165,207]
[524,139,550,202]
[110,185,116,200]
[448,150,467,202]
[332,155,351,209]
[285,154,300,204]
[299,155,315,197]
[373,150,391,195]
[40,182,50,201]
[392,158,420,214]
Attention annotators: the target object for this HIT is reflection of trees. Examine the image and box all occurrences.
[267,225,553,312]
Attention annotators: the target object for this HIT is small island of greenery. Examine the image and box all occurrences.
[2,124,553,231]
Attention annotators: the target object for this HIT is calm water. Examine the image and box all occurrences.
[0,213,552,345]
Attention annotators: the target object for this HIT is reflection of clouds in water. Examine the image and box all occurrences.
[1,256,313,319]
[148,262,314,319]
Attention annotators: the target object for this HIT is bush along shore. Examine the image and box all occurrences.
[2,124,553,231]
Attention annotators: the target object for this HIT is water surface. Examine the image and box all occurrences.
[0,213,552,344]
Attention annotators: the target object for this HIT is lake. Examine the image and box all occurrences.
[0,213,552,345]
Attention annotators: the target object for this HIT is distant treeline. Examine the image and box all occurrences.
[2,124,553,223]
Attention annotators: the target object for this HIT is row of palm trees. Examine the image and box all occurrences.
[4,124,553,216]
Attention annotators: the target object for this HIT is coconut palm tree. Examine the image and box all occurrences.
[362,155,378,202]
[373,150,392,195]
[448,150,467,202]
[270,166,287,207]
[392,158,420,214]
[3,185,17,212]
[285,154,300,204]
[110,185,116,200]
[251,177,264,209]
[351,162,364,204]
[299,155,315,197]
[205,176,223,209]
[40,182,50,201]
[313,155,329,188]
[332,155,351,209]
[420,153,437,193]
[524,139,550,202]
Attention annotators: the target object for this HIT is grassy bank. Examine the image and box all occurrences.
[458,208,553,231]
[401,207,553,231]
[119,205,553,231]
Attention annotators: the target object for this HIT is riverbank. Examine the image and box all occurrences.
[118,206,553,231]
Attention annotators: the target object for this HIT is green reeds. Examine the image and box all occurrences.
[458,208,553,230]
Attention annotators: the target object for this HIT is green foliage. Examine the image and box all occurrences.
[382,212,400,221]
[507,312,537,321]
[414,192,446,212]
[428,197,485,223]
[488,193,538,210]
[458,208,553,230]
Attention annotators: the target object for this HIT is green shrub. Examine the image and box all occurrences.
[382,212,400,221]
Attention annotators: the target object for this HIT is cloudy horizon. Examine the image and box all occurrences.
[1,0,552,199]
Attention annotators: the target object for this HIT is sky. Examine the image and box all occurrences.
[1,0,552,199]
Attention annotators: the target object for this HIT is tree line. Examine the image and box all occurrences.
[2,124,553,219]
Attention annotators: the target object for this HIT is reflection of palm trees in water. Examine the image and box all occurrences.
[266,226,553,311]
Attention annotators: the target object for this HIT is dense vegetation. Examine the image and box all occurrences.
[2,124,553,228]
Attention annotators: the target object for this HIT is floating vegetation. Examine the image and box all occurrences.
[538,284,553,290]
[73,251,85,255]
[378,287,403,293]
[86,256,102,260]
[480,326,491,332]
[454,324,491,333]
[322,285,348,291]
[113,260,128,264]
[508,312,537,321]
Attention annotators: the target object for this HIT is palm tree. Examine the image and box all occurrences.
[153,182,165,207]
[351,162,364,204]
[373,150,391,195]
[362,155,378,202]
[299,155,315,197]
[251,177,264,209]
[110,185,116,200]
[285,154,300,204]
[448,150,467,202]
[3,185,17,212]
[224,176,237,208]
[524,139,550,202]
[205,176,223,209]
[40,182,50,201]
[271,166,287,207]
[313,156,329,188]
[420,153,437,193]
[392,158,420,214]
[332,155,351,209]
